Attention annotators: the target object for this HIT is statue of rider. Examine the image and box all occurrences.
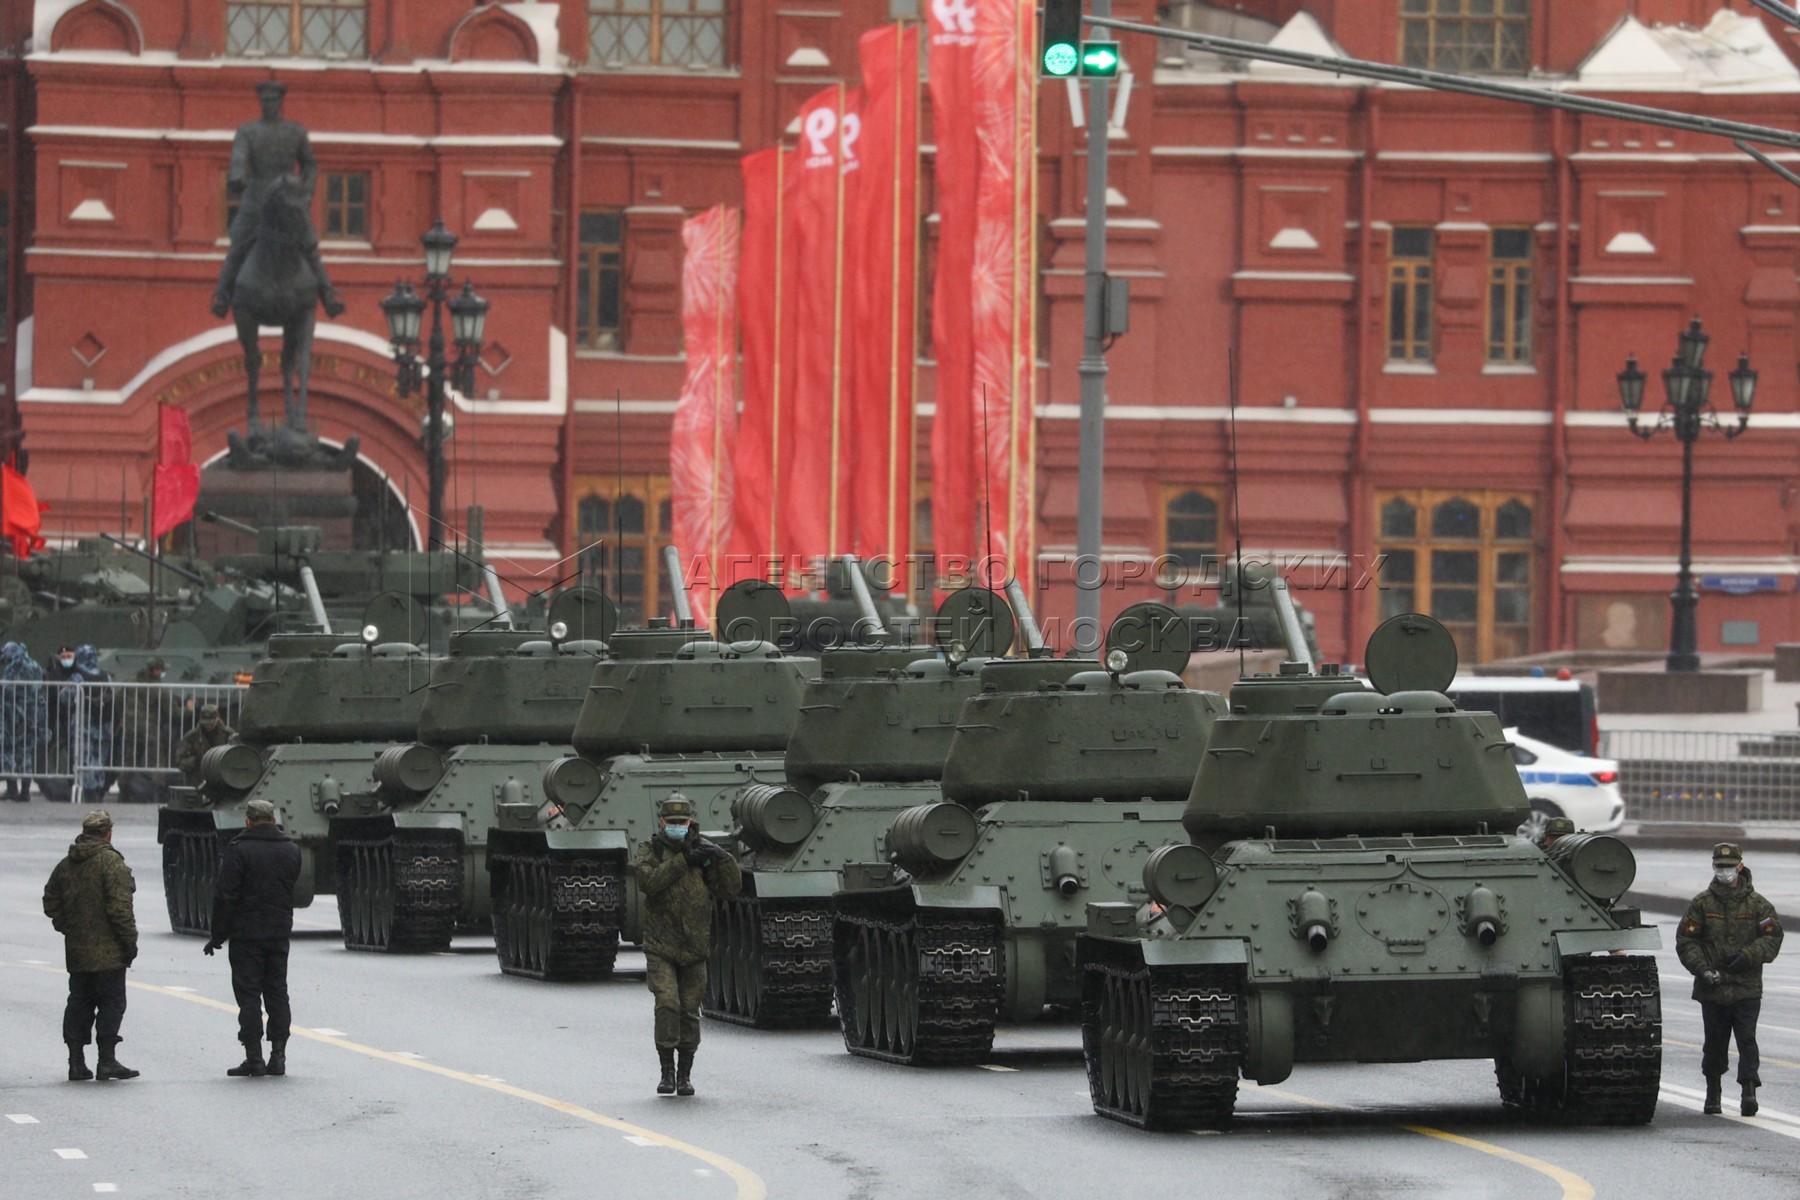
[210,81,346,320]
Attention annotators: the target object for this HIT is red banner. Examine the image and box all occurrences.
[782,85,862,570]
[152,402,201,540]
[970,0,1038,591]
[670,204,741,626]
[927,0,982,590]
[731,147,787,584]
[1,462,47,557]
[848,23,922,588]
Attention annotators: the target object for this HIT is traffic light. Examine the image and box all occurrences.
[1079,41,1120,77]
[1042,0,1081,78]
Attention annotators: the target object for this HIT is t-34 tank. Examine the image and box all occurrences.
[155,599,438,935]
[704,586,1025,1029]
[325,589,618,952]
[1078,610,1661,1131]
[485,581,818,982]
[829,602,1227,1064]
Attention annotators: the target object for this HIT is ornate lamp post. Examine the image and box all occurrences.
[1616,317,1756,672]
[380,221,491,546]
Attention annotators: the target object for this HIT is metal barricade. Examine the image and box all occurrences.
[1600,729,1800,823]
[0,679,248,804]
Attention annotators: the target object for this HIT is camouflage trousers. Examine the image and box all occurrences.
[646,954,706,1051]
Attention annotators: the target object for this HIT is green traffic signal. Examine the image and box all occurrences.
[1079,41,1120,77]
[1043,41,1079,77]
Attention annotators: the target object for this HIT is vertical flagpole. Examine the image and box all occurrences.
[886,26,905,593]
[907,23,925,608]
[1023,3,1040,599]
[709,209,725,627]
[770,149,786,577]
[828,83,848,561]
[1006,2,1024,581]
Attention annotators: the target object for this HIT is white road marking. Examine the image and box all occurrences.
[623,1135,661,1147]
[310,1029,346,1038]
[6,1114,39,1124]
[160,986,195,993]
[474,1074,504,1082]
[393,1052,425,1060]
[694,1169,714,1177]
[93,1185,118,1194]
[22,959,49,965]
[55,1149,88,1160]
[1660,1088,1800,1138]
[978,1064,1020,1073]
[1661,1082,1800,1129]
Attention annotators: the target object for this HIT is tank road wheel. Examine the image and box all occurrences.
[1081,947,1245,1131]
[1498,955,1661,1125]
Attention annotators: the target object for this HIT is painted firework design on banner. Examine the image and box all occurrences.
[670,204,740,624]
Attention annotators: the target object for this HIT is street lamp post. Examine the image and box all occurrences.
[1616,317,1756,672]
[380,221,490,547]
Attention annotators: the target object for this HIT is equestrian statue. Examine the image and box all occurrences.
[211,80,357,469]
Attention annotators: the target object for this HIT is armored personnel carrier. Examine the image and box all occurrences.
[326,589,617,953]
[485,581,819,982]
[155,601,438,935]
[829,602,1227,1064]
[1078,611,1661,1130]
[705,587,1025,1028]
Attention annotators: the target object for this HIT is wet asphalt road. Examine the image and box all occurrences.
[4,803,1800,1200]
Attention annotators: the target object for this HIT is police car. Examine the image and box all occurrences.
[1506,728,1625,835]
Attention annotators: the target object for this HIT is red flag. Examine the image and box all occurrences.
[731,147,793,587]
[153,402,201,540]
[927,0,982,590]
[670,204,741,626]
[1,462,48,557]
[783,85,862,570]
[969,0,1038,592]
[848,24,923,588]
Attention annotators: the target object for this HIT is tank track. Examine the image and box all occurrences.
[489,845,624,981]
[1496,954,1661,1125]
[704,894,835,1028]
[1081,955,1245,1131]
[832,902,1004,1065]
[161,823,229,937]
[334,827,464,953]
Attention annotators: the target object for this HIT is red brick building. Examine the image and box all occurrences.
[6,0,1800,662]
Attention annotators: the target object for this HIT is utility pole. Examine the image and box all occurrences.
[1074,0,1113,653]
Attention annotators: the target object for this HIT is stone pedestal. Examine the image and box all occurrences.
[1597,667,1764,715]
[195,464,356,556]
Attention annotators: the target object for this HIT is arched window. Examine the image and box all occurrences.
[1400,0,1530,74]
[574,478,672,625]
[226,1,367,58]
[1376,490,1536,663]
[589,0,727,69]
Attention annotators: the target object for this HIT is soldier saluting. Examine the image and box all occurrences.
[1676,843,1783,1116]
[210,80,346,319]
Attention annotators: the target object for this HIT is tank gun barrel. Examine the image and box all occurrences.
[1005,577,1045,653]
[841,554,889,639]
[481,561,514,629]
[1270,575,1315,670]
[662,545,694,624]
[97,533,209,586]
[298,564,332,634]
[201,511,260,538]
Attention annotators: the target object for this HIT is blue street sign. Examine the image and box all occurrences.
[1700,574,1780,595]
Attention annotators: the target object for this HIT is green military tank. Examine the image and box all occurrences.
[485,579,819,982]
[155,600,439,935]
[1078,610,1661,1130]
[326,588,618,953]
[704,586,1025,1028]
[828,601,1227,1064]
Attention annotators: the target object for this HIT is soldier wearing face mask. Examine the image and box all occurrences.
[631,792,740,1097]
[1676,843,1784,1116]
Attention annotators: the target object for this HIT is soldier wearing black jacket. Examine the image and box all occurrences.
[204,798,301,1078]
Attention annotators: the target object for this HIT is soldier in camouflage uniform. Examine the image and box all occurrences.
[632,792,741,1096]
[41,809,140,1081]
[1676,842,1784,1116]
[175,703,236,786]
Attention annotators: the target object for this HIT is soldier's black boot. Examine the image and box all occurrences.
[656,1048,676,1096]
[94,1039,138,1081]
[66,1043,93,1082]
[675,1048,696,1097]
[1742,1084,1759,1117]
[266,1039,287,1077]
[1703,1076,1722,1114]
[227,1041,267,1077]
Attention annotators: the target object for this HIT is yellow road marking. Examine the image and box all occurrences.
[3,962,766,1200]
[1666,1037,1800,1071]
[1243,1082,1594,1200]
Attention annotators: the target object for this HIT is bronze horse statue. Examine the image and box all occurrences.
[220,178,357,468]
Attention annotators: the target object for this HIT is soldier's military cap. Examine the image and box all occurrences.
[199,703,221,720]
[246,799,277,823]
[658,793,696,820]
[82,809,113,832]
[147,656,168,671]
[1542,817,1576,838]
[1712,842,1744,866]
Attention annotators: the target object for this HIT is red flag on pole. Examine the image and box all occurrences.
[848,23,923,586]
[1,462,47,557]
[927,0,983,591]
[152,403,201,540]
[670,204,741,626]
[732,147,794,587]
